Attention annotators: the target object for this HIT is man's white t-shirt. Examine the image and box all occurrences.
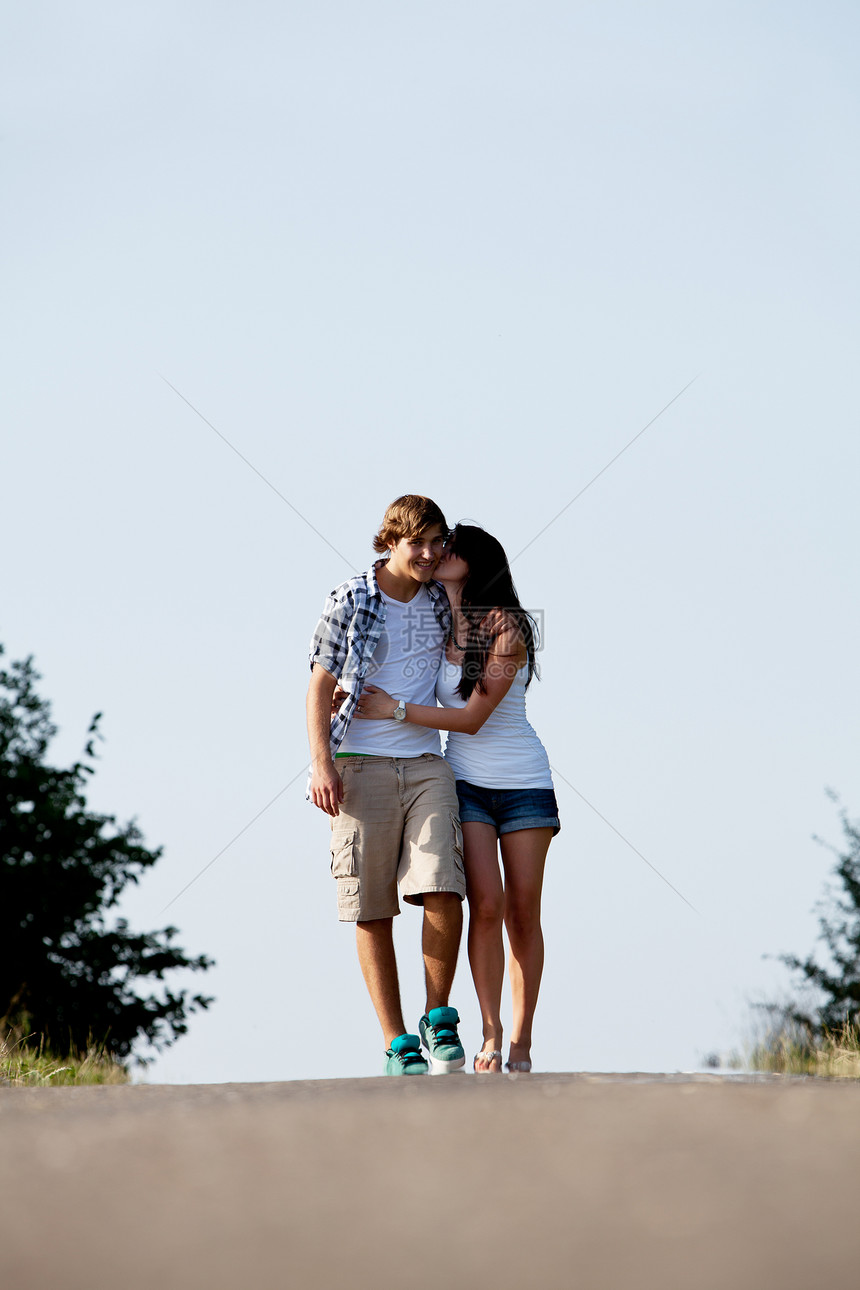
[337,585,444,757]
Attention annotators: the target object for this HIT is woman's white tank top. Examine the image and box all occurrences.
[435,658,554,790]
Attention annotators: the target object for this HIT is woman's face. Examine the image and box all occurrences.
[437,542,469,587]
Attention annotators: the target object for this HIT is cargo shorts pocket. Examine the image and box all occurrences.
[331,830,360,914]
[451,814,465,877]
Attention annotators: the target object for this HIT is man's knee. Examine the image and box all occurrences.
[422,890,463,912]
[356,916,395,936]
[422,892,464,937]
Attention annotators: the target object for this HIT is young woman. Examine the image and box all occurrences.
[355,523,560,1073]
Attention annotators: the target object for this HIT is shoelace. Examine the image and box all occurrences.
[431,1027,458,1045]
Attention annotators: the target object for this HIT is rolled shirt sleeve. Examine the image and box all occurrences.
[309,589,354,679]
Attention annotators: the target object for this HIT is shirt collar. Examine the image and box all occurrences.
[367,560,386,599]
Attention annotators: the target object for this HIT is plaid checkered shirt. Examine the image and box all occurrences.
[309,560,452,759]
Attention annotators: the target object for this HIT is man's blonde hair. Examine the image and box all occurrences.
[373,495,448,553]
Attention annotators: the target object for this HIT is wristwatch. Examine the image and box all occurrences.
[393,699,407,722]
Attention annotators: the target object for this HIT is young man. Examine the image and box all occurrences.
[307,495,466,1075]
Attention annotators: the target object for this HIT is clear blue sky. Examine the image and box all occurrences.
[3,2,859,1080]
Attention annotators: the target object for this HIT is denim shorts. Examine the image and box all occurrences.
[455,780,561,837]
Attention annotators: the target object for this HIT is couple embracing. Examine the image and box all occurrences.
[307,495,559,1076]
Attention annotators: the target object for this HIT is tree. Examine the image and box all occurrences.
[1,645,214,1060]
[776,794,860,1037]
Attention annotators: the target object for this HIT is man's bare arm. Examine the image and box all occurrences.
[307,665,344,816]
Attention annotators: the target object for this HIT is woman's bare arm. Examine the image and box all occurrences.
[355,623,527,735]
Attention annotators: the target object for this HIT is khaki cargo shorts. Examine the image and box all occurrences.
[329,753,465,922]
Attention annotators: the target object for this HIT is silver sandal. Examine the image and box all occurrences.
[473,1050,503,1072]
[505,1059,532,1073]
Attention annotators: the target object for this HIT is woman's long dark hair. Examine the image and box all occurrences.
[446,523,540,701]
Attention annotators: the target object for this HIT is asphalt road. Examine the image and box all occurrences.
[2,1072,859,1289]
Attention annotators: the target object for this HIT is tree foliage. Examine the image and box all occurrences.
[1,646,214,1060]
[778,794,860,1036]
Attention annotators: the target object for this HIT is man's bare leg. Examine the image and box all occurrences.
[421,892,463,1013]
[356,918,406,1049]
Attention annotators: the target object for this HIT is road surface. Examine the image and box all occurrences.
[2,1072,859,1288]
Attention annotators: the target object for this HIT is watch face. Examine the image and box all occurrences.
[394,701,406,721]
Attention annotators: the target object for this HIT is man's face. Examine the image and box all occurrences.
[386,525,446,583]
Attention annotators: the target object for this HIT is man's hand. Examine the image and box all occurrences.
[310,759,344,817]
[307,665,346,815]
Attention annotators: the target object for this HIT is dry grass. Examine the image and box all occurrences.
[0,1033,130,1087]
[750,1021,860,1078]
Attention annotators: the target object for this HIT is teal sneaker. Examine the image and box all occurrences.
[384,1033,429,1076]
[419,1007,466,1073]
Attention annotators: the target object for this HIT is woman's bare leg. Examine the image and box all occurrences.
[463,821,505,1071]
[500,827,554,1069]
